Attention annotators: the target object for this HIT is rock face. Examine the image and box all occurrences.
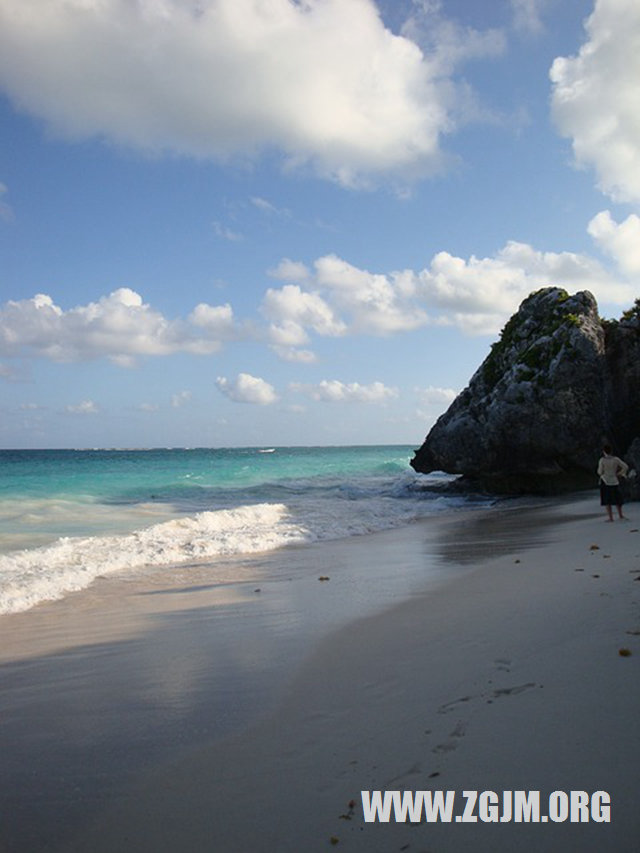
[411,288,640,495]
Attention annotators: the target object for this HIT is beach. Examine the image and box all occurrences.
[1,493,638,852]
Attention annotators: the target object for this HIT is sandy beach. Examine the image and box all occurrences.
[1,494,639,852]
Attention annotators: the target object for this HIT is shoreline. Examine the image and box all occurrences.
[1,494,638,851]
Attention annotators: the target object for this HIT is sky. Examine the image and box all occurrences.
[0,0,639,449]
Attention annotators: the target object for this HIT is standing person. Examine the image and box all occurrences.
[597,444,629,521]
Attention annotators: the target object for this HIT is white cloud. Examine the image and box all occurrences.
[2,228,635,378]
[261,284,346,350]
[271,346,317,364]
[266,256,430,342]
[415,239,635,331]
[268,259,311,283]
[414,383,457,428]
[509,0,546,34]
[266,224,634,343]
[65,400,99,415]
[216,373,278,405]
[550,0,640,204]
[416,385,457,407]
[587,210,640,277]
[251,197,276,214]
[313,255,430,334]
[401,2,505,71]
[0,0,481,187]
[188,302,237,337]
[212,221,243,242]
[171,390,192,408]
[251,196,289,217]
[291,379,398,404]
[0,288,238,363]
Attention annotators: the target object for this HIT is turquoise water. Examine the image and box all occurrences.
[0,445,476,614]
[1,445,414,503]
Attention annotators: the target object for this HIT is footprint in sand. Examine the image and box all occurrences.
[492,682,537,698]
[450,720,466,738]
[433,721,467,754]
[437,695,473,714]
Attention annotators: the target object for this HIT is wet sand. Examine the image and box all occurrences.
[1,495,638,852]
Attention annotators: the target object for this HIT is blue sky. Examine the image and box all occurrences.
[0,0,638,449]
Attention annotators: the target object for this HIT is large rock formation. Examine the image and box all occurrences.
[411,288,640,495]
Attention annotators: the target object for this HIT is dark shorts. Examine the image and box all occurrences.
[600,483,622,506]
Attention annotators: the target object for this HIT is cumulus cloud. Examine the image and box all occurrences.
[2,234,635,377]
[265,255,430,344]
[261,284,346,351]
[188,302,237,337]
[268,259,311,282]
[266,226,634,344]
[587,210,640,277]
[0,0,486,187]
[65,400,99,415]
[0,288,238,363]
[416,385,457,407]
[291,379,398,404]
[410,240,631,333]
[550,0,640,204]
[216,373,278,405]
[313,255,431,334]
[414,384,458,427]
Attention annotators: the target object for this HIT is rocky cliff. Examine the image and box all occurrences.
[411,288,640,495]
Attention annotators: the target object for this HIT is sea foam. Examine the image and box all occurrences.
[0,472,464,613]
[0,503,309,615]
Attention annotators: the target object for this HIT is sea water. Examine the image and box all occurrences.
[0,446,482,614]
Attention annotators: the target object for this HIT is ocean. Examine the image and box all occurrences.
[0,445,484,615]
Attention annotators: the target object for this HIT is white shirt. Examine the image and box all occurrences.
[597,454,629,486]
